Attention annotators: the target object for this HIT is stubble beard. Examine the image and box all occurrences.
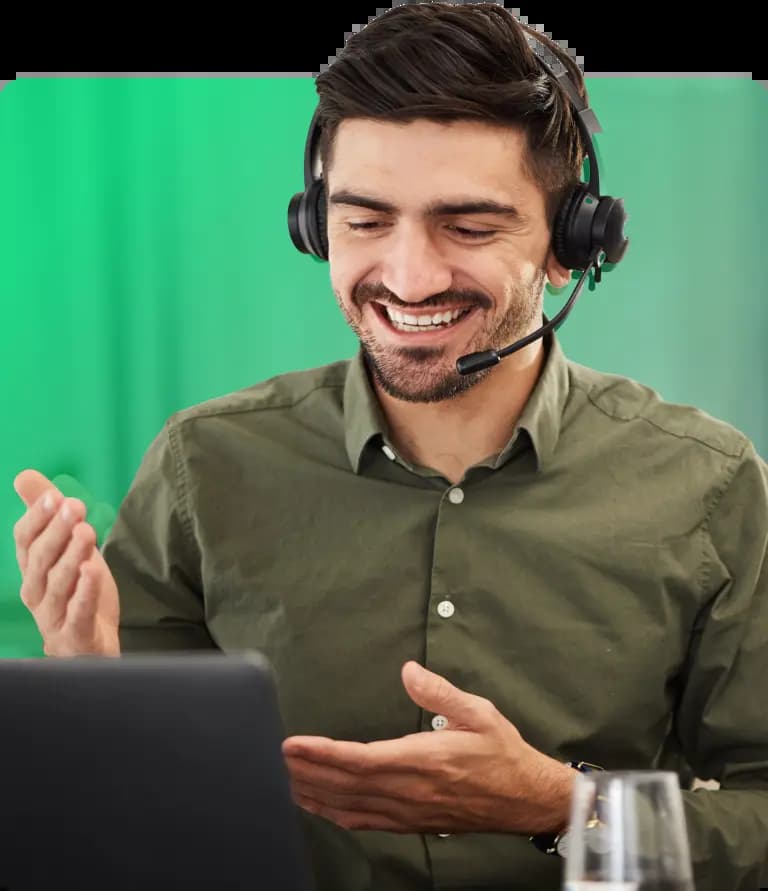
[336,275,545,404]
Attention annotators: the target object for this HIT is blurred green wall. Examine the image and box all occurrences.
[1,76,766,657]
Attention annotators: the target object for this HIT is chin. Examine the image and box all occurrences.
[362,346,489,404]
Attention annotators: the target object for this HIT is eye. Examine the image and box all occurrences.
[447,226,497,239]
[343,222,496,239]
[346,222,383,231]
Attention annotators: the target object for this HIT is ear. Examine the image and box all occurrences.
[545,248,571,289]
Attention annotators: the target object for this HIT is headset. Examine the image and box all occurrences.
[287,2,630,375]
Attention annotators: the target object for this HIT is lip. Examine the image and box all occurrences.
[368,302,480,345]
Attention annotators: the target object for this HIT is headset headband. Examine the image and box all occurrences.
[303,18,603,198]
[288,2,629,279]
[522,32,603,197]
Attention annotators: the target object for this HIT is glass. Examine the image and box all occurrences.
[562,770,695,891]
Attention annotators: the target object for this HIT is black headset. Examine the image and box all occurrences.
[287,3,630,373]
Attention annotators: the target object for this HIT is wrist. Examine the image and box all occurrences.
[532,757,576,835]
[529,759,604,857]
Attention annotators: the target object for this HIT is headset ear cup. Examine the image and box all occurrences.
[315,181,329,260]
[551,194,572,270]
[593,196,629,264]
[553,185,630,272]
[552,184,590,271]
[288,191,310,255]
[303,179,328,261]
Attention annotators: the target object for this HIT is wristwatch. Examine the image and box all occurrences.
[529,760,604,857]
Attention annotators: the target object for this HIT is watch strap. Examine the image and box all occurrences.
[529,760,604,856]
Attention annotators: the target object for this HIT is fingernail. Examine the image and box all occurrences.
[42,492,54,512]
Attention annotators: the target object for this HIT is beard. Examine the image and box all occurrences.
[335,272,546,404]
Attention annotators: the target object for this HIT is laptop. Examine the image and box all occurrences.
[0,650,315,890]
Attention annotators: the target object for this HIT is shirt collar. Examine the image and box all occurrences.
[343,327,571,475]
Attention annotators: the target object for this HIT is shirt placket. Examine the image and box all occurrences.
[421,480,470,877]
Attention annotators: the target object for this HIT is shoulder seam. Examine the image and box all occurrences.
[570,379,746,459]
[699,436,751,597]
[165,419,198,557]
[169,380,347,428]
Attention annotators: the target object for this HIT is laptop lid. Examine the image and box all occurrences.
[0,650,315,891]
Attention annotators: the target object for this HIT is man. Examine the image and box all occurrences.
[11,3,768,890]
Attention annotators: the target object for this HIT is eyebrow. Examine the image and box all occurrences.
[328,191,526,223]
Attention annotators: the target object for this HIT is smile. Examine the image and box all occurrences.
[371,301,479,341]
[385,304,471,331]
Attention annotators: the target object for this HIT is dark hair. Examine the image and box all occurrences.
[314,1,588,230]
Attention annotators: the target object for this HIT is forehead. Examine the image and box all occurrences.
[325,117,541,212]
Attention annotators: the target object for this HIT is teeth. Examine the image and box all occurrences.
[384,306,469,331]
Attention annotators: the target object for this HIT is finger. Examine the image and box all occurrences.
[20,498,87,612]
[292,781,418,822]
[41,522,97,631]
[14,469,60,509]
[401,661,499,731]
[285,752,432,800]
[294,790,411,833]
[285,754,361,792]
[283,733,430,775]
[13,489,65,575]
[63,555,102,645]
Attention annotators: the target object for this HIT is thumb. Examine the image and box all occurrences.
[401,661,495,731]
[14,469,62,508]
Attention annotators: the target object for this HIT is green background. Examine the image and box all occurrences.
[1,76,765,657]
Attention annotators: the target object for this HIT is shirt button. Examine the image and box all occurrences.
[448,487,464,504]
[382,444,396,460]
[431,714,448,730]
[437,600,455,618]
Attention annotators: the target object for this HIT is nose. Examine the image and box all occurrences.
[379,224,453,304]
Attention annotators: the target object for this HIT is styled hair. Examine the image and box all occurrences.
[314,1,588,229]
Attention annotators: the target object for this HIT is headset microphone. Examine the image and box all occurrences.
[456,246,605,374]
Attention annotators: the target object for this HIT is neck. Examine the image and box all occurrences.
[371,337,547,485]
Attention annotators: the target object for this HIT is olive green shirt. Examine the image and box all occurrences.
[101,332,768,891]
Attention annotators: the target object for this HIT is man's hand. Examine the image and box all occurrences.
[282,661,575,835]
[13,469,121,658]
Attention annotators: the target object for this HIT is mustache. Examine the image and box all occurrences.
[353,282,492,311]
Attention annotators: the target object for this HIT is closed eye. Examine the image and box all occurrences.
[345,222,497,239]
[447,226,497,239]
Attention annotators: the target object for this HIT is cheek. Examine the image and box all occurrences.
[328,262,356,307]
[517,260,542,286]
[330,278,364,327]
[330,255,380,310]
[332,286,357,321]
[495,251,544,288]
[329,243,367,291]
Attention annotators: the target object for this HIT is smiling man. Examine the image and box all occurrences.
[11,3,768,891]
[323,117,568,486]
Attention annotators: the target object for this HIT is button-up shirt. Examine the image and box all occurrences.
[102,332,768,891]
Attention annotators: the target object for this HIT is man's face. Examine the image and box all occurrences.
[325,118,570,403]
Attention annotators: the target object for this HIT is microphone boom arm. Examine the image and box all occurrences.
[455,247,605,375]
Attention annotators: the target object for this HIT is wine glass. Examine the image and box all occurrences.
[562,770,695,891]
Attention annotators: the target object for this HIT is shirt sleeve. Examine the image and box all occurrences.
[675,438,768,891]
[100,419,219,653]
